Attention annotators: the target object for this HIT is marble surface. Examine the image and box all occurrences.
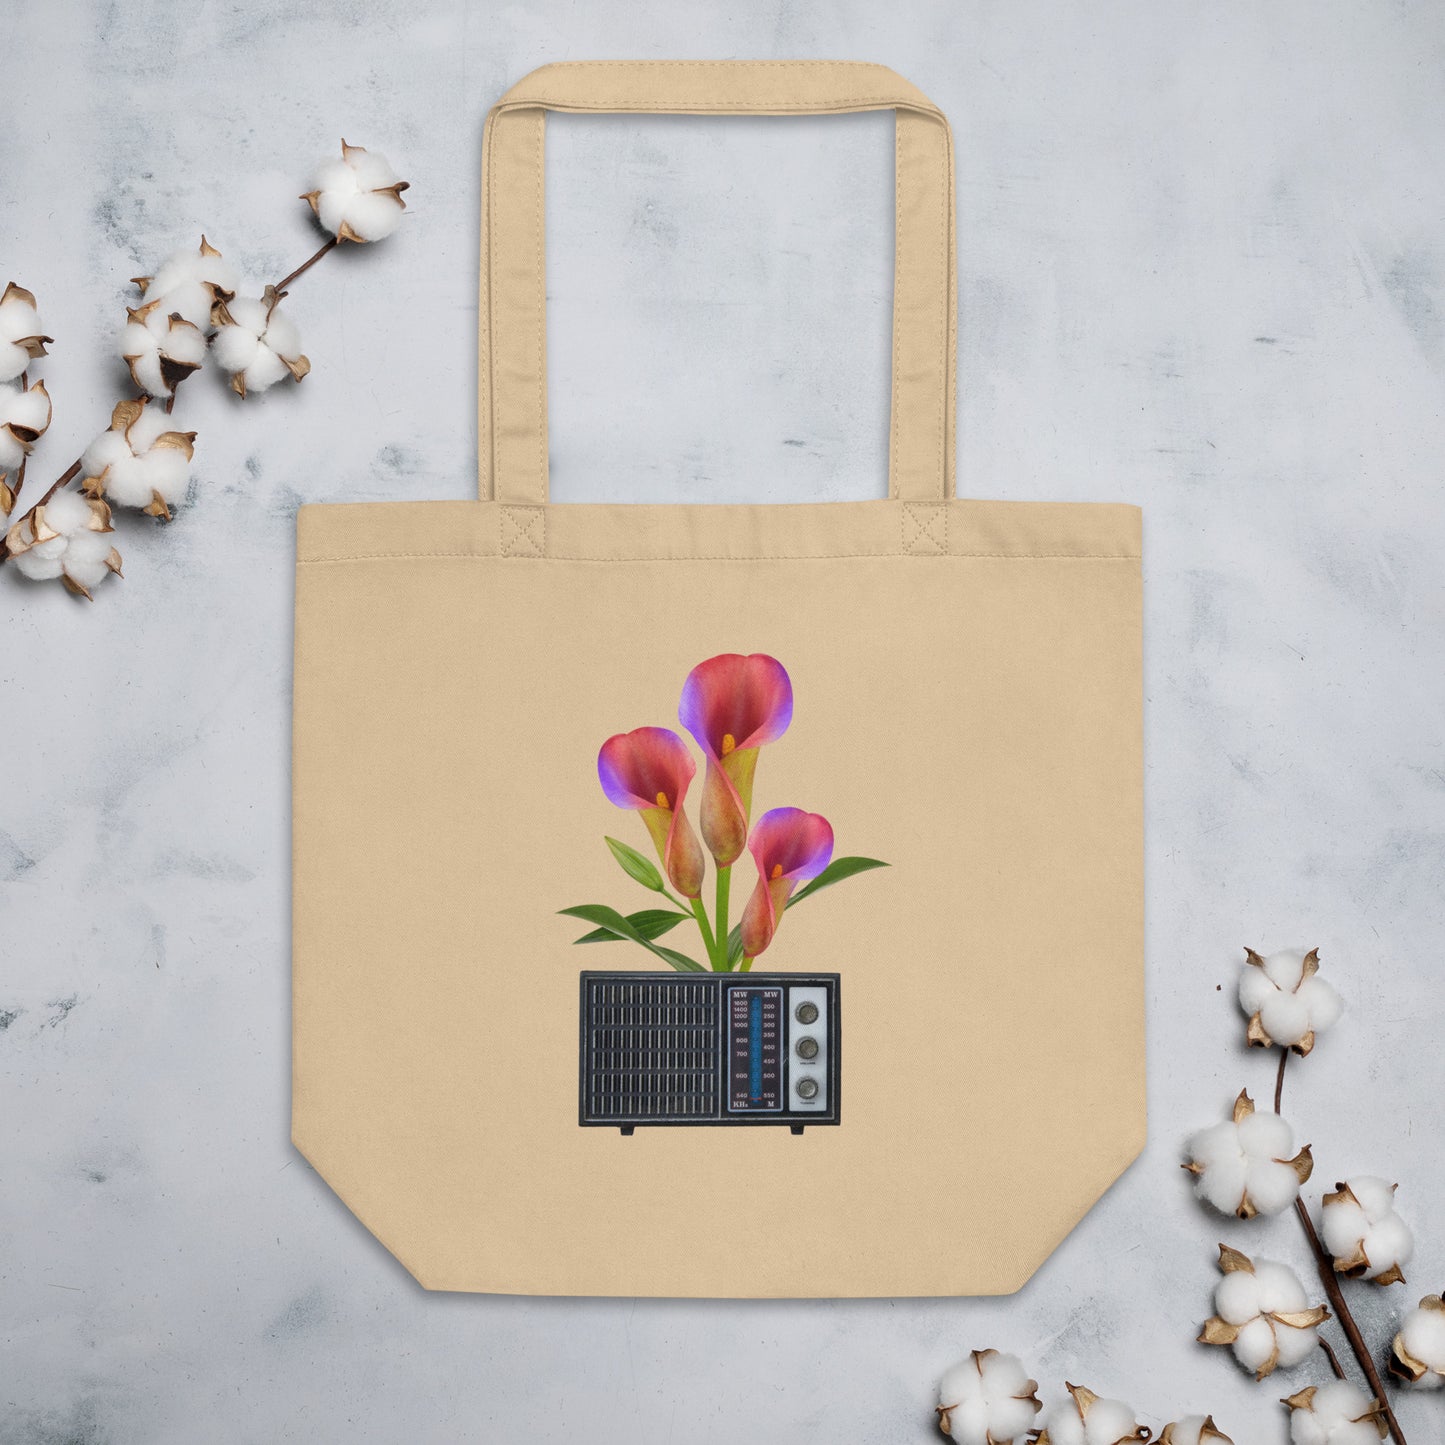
[4,2,1445,1441]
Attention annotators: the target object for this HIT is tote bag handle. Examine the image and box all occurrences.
[479,61,956,507]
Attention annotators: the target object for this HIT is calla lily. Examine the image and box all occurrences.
[740,807,833,962]
[597,727,705,899]
[678,653,793,865]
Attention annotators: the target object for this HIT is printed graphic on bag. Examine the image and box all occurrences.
[560,653,888,973]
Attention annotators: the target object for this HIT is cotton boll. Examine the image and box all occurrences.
[1285,1381,1386,1444]
[138,238,238,329]
[1201,1247,1326,1381]
[0,378,52,472]
[4,489,121,596]
[936,1350,1041,1444]
[1391,1294,1445,1387]
[119,304,206,398]
[211,292,309,397]
[1184,1092,1311,1218]
[1240,947,1342,1054]
[302,141,409,243]
[1034,1385,1146,1445]
[0,283,52,381]
[79,398,196,518]
[1321,1177,1412,1282]
[1159,1418,1233,1445]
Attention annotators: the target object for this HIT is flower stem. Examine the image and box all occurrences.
[274,236,338,295]
[715,864,732,971]
[1319,1336,1347,1381]
[1277,1048,1409,1444]
[689,896,717,968]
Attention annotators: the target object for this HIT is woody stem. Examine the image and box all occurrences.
[274,236,338,294]
[1278,1049,1408,1442]
[1319,1336,1347,1381]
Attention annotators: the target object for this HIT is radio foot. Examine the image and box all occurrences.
[619,1125,635,1136]
[790,1125,805,1136]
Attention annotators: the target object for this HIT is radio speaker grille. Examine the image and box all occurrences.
[582,977,720,1121]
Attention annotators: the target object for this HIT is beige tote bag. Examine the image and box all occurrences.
[292,60,1144,1297]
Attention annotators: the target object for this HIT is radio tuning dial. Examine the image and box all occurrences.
[796,1076,820,1101]
[794,1000,819,1024]
[796,1036,819,1061]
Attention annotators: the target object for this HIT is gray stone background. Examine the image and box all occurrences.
[4,2,1444,1441]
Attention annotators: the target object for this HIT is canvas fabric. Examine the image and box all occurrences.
[291,61,1145,1297]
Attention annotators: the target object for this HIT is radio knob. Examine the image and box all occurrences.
[796,1076,819,1101]
[795,1036,819,1061]
[794,1001,819,1024]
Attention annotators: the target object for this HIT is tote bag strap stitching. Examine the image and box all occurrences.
[478,61,956,517]
[298,550,1138,565]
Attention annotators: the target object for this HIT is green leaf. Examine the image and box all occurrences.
[726,924,745,970]
[787,856,889,908]
[559,904,707,973]
[605,836,665,893]
[574,908,690,945]
[650,945,708,974]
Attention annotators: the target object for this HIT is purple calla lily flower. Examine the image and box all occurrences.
[739,807,833,961]
[678,653,793,866]
[597,727,705,898]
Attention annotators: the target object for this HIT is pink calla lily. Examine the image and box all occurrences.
[678,653,793,865]
[739,807,834,961]
[597,727,705,898]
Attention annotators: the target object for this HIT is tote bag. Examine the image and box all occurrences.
[292,61,1144,1297]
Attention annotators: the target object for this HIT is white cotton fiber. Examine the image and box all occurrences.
[1081,1397,1139,1443]
[239,344,290,393]
[1253,1259,1308,1314]
[1187,1102,1304,1217]
[11,546,63,579]
[937,1351,1038,1444]
[1401,1303,1445,1383]
[120,309,207,398]
[1231,1315,1277,1373]
[1244,1158,1304,1216]
[308,143,407,242]
[1239,947,1343,1049]
[211,295,305,395]
[145,243,238,329]
[0,290,46,381]
[60,528,117,588]
[1235,1109,1292,1159]
[1288,1381,1377,1445]
[42,487,93,534]
[1322,1176,1412,1279]
[0,426,24,471]
[211,317,261,372]
[1259,990,1311,1046]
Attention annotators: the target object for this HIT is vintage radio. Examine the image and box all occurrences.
[579,971,841,1134]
